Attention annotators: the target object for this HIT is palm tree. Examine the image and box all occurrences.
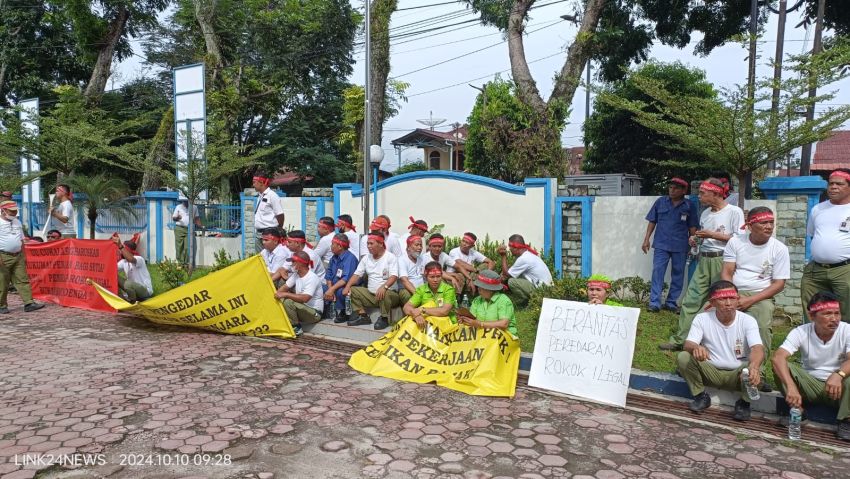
[67,174,138,239]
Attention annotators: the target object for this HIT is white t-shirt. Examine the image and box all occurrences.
[0,216,24,253]
[447,246,487,273]
[286,270,324,312]
[807,201,850,264]
[699,204,745,253]
[426,251,456,270]
[779,323,850,381]
[286,246,325,277]
[313,232,334,264]
[254,188,284,229]
[508,251,553,286]
[51,199,75,236]
[398,253,426,290]
[344,230,360,259]
[118,256,153,296]
[354,251,399,294]
[359,233,403,259]
[172,203,199,227]
[686,311,763,370]
[261,244,290,273]
[723,235,791,292]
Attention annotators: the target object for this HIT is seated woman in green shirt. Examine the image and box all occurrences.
[457,269,518,337]
[402,261,457,329]
[587,274,623,306]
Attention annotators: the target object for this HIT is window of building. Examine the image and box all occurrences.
[429,151,441,170]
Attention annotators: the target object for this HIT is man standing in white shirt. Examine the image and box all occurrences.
[112,236,153,303]
[312,217,336,268]
[801,169,850,322]
[721,206,790,390]
[48,184,76,238]
[772,292,850,441]
[259,228,290,279]
[172,199,201,266]
[661,178,745,351]
[343,231,400,330]
[497,234,553,307]
[397,234,425,305]
[336,214,360,259]
[0,201,45,314]
[275,251,324,337]
[252,174,285,253]
[678,281,765,421]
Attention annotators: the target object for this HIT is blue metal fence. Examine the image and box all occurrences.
[95,204,148,233]
[166,203,242,235]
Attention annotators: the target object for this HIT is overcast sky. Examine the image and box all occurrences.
[116,0,850,171]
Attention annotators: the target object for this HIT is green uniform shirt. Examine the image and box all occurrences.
[605,299,623,307]
[469,292,517,337]
[410,282,457,322]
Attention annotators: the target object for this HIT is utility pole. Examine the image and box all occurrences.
[769,0,788,171]
[799,0,826,176]
[363,0,372,230]
[744,0,758,198]
[469,84,487,108]
[585,61,591,122]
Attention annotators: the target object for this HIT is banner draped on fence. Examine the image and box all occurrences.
[93,255,295,338]
[348,310,520,397]
[25,239,118,312]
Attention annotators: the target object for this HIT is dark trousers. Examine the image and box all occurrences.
[650,248,687,309]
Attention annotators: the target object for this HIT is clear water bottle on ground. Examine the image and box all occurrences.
[461,294,470,309]
[741,368,760,401]
[344,295,352,316]
[788,407,802,440]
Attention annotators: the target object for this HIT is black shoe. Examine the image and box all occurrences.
[759,380,773,393]
[837,420,850,441]
[689,392,711,412]
[321,307,333,320]
[292,324,303,337]
[333,311,349,324]
[648,305,660,313]
[733,399,751,421]
[663,304,680,314]
[347,314,371,327]
[24,302,44,312]
[0,306,8,314]
[374,317,389,330]
[659,342,682,351]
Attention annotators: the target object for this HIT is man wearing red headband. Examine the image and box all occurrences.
[400,216,428,251]
[259,228,291,282]
[661,177,745,351]
[497,234,553,307]
[48,184,76,238]
[280,230,324,280]
[721,206,790,391]
[111,235,153,302]
[424,233,471,292]
[0,201,45,314]
[642,177,698,313]
[275,251,324,337]
[336,214,361,258]
[678,281,765,421]
[397,234,426,306]
[312,217,337,268]
[323,233,359,323]
[772,292,850,440]
[801,168,850,323]
[252,174,285,253]
[457,269,518,337]
[358,215,403,259]
[402,261,457,330]
[447,232,495,291]
[343,230,400,330]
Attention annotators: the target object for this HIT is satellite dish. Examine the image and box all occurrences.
[416,110,446,131]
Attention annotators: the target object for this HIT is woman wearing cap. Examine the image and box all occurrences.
[457,269,517,337]
[586,274,622,307]
[0,201,45,314]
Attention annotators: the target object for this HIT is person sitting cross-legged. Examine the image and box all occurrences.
[343,231,400,330]
[772,292,850,441]
[275,251,324,337]
[457,269,518,337]
[677,280,765,421]
[323,233,359,324]
[402,261,456,330]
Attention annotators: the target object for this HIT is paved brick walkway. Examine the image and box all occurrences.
[0,297,848,478]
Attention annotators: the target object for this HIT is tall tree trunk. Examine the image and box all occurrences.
[84,5,129,103]
[193,0,224,82]
[140,107,174,193]
[367,0,397,148]
[0,61,8,107]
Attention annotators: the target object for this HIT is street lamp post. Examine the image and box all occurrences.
[369,145,384,220]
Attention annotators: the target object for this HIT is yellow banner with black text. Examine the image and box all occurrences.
[348,312,520,397]
[93,255,295,338]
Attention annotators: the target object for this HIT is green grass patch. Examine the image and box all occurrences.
[148,264,212,296]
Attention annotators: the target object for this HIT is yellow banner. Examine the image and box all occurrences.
[348,312,520,397]
[93,255,295,339]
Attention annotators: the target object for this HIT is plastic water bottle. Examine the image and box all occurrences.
[461,294,470,309]
[788,407,802,440]
[741,368,760,401]
[344,295,352,315]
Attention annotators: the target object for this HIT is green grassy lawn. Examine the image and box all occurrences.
[148,264,212,296]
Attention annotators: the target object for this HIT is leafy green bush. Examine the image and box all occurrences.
[610,276,657,304]
[211,248,240,272]
[157,258,187,290]
[525,275,589,324]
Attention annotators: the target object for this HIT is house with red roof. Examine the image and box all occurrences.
[390,124,468,171]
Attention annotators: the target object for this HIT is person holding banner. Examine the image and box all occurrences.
[0,201,45,314]
[324,233,359,324]
[47,184,76,238]
[112,236,153,303]
[458,269,517,337]
[343,231,400,330]
[252,174,285,253]
[498,234,553,307]
[678,281,765,421]
[398,235,426,306]
[772,292,850,441]
[586,274,623,307]
[336,214,360,259]
[172,199,202,266]
[46,230,62,242]
[312,217,337,268]
[275,251,324,337]
[402,261,457,329]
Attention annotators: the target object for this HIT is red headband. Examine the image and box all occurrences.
[509,241,539,255]
[336,218,356,232]
[699,182,725,194]
[261,234,279,241]
[587,280,611,290]
[710,288,738,300]
[830,171,850,183]
[428,237,445,246]
[368,234,385,244]
[408,216,428,231]
[742,212,775,229]
[463,234,476,245]
[406,235,422,245]
[253,175,270,184]
[291,255,313,268]
[425,266,442,276]
[809,301,840,314]
[477,274,501,285]
[288,237,313,248]
[370,218,390,230]
[670,177,688,188]
[332,237,350,247]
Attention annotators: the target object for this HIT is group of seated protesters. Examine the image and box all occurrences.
[256,214,553,337]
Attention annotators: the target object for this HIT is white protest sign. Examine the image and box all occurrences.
[529,298,639,407]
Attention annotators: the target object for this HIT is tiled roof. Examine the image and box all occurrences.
[813,130,850,171]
